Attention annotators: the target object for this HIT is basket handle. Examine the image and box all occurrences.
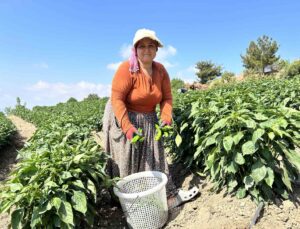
[123,195,140,216]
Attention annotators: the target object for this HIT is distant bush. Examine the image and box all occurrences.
[287,60,300,78]
[67,97,78,103]
[221,71,236,83]
[171,78,185,92]
[84,94,100,101]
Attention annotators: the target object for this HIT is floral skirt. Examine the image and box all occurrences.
[102,99,176,196]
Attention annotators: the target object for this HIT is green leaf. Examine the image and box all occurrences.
[281,162,292,190]
[11,209,24,229]
[228,180,238,192]
[223,136,234,152]
[180,123,189,132]
[245,119,257,129]
[268,132,275,140]
[71,191,87,214]
[236,187,246,199]
[251,161,267,183]
[0,200,14,213]
[72,180,85,189]
[243,176,254,190]
[242,141,256,155]
[205,135,216,147]
[38,201,52,214]
[87,179,97,202]
[206,153,215,168]
[73,154,85,164]
[44,180,59,188]
[30,207,41,228]
[58,201,74,225]
[51,197,62,211]
[276,118,288,129]
[234,152,245,165]
[254,113,268,121]
[233,131,244,145]
[264,167,274,188]
[227,161,238,174]
[175,134,182,147]
[9,183,23,192]
[252,128,265,143]
[210,118,228,132]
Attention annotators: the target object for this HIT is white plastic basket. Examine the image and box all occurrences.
[113,171,168,229]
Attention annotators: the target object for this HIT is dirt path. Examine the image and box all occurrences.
[165,164,300,229]
[0,115,36,229]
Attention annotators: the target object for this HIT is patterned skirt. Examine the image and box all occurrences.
[102,99,176,196]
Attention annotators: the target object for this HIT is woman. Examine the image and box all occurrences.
[103,28,198,208]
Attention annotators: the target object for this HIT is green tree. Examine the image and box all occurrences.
[84,93,100,101]
[171,78,185,91]
[195,61,222,84]
[241,35,280,75]
[67,97,78,103]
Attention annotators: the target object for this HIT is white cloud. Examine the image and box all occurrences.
[156,45,177,60]
[187,65,197,73]
[0,80,112,110]
[172,71,195,84]
[107,44,177,70]
[33,62,49,69]
[107,62,122,70]
[120,44,132,59]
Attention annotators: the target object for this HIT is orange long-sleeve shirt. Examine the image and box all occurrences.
[111,60,173,134]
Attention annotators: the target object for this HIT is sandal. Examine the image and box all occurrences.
[167,186,199,210]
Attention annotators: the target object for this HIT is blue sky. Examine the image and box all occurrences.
[1,0,300,111]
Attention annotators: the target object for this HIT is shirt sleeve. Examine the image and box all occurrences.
[111,62,134,133]
[160,65,173,123]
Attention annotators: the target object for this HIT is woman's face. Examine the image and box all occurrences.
[136,38,157,65]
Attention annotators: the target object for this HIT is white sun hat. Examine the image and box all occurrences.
[133,28,163,47]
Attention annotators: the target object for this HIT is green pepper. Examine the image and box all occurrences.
[130,128,144,144]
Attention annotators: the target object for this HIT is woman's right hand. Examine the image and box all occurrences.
[126,126,139,140]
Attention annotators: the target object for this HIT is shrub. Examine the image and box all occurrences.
[287,60,300,78]
[0,122,113,228]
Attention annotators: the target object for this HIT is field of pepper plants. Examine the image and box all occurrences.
[0,96,114,228]
[167,77,300,203]
[0,76,300,228]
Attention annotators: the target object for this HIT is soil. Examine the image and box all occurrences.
[1,117,300,229]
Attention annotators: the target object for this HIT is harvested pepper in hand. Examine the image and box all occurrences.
[155,123,173,141]
[130,128,145,144]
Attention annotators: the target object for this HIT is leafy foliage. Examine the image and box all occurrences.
[287,60,300,78]
[168,77,300,203]
[221,71,236,83]
[0,120,113,228]
[0,112,16,149]
[195,61,222,84]
[171,78,185,92]
[8,97,108,131]
[241,35,280,75]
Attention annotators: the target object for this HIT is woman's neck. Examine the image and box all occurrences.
[139,61,152,70]
[139,61,153,75]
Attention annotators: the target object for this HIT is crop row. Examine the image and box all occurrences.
[168,77,300,203]
[0,118,114,228]
[0,112,16,149]
[9,97,108,131]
